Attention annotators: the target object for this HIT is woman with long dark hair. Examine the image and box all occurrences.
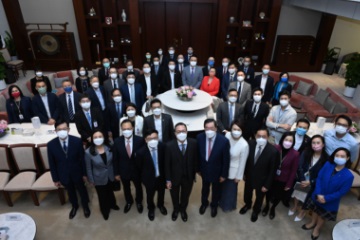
[6,85,33,123]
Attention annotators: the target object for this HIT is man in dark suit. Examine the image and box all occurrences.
[107,89,125,140]
[48,119,90,219]
[58,79,81,123]
[86,76,107,116]
[239,56,255,85]
[135,129,167,221]
[216,88,244,133]
[291,118,311,153]
[120,72,145,114]
[243,87,270,140]
[252,64,274,104]
[162,60,182,92]
[202,56,215,77]
[176,54,185,74]
[74,94,104,144]
[121,60,141,80]
[138,63,159,100]
[216,57,230,81]
[32,79,59,124]
[183,46,194,66]
[165,122,198,222]
[152,56,165,85]
[103,67,125,102]
[220,63,236,99]
[239,128,278,222]
[113,119,145,214]
[163,46,178,68]
[197,119,230,218]
[143,98,174,143]
[98,58,111,85]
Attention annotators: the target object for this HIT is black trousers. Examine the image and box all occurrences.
[144,177,165,210]
[121,178,143,204]
[170,177,194,212]
[269,180,287,208]
[95,181,117,216]
[63,178,89,209]
[201,179,221,208]
[244,180,266,214]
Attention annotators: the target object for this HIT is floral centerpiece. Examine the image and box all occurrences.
[349,121,359,133]
[0,120,8,138]
[176,86,197,101]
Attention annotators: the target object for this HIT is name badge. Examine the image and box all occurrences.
[94,121,98,128]
[19,114,24,120]
[247,75,250,79]
[276,169,281,176]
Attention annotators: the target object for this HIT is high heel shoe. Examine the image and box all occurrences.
[311,233,319,240]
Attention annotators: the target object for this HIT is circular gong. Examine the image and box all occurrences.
[37,34,60,55]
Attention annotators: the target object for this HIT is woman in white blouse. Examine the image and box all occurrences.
[219,119,249,212]
[119,102,144,137]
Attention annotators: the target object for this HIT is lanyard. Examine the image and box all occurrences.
[15,100,22,114]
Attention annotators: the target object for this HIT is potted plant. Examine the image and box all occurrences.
[0,52,7,90]
[4,31,17,60]
[343,53,360,98]
[323,47,339,75]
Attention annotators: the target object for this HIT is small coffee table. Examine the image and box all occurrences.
[332,219,360,240]
[0,212,36,240]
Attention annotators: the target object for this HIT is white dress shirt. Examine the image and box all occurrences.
[145,74,152,96]
[260,75,268,91]
[294,133,304,151]
[40,93,51,118]
[170,71,175,89]
[154,116,163,141]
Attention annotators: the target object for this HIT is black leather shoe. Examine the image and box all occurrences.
[211,207,217,218]
[69,207,78,219]
[148,209,155,221]
[158,206,167,215]
[137,203,144,213]
[199,205,207,215]
[269,207,275,220]
[84,207,91,218]
[239,206,250,215]
[181,211,188,222]
[124,203,132,213]
[112,205,120,211]
[262,204,269,216]
[251,212,258,222]
[102,213,109,220]
[172,211,179,221]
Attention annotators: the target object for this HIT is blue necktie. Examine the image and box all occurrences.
[151,148,159,177]
[116,103,121,119]
[86,112,92,128]
[130,85,136,105]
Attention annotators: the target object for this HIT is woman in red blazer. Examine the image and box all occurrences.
[200,67,220,96]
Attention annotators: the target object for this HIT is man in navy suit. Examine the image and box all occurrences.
[58,79,81,123]
[107,89,125,140]
[197,119,230,218]
[252,64,274,104]
[239,56,255,85]
[120,72,145,114]
[48,118,90,219]
[86,76,107,116]
[32,79,59,124]
[113,119,145,214]
[183,46,194,66]
[216,57,230,81]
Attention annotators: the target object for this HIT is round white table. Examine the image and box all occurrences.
[332,219,360,240]
[0,212,36,240]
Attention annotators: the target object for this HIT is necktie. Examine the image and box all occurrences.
[191,68,194,78]
[229,104,234,128]
[130,85,136,104]
[207,138,212,160]
[86,111,92,128]
[126,140,131,158]
[180,64,182,73]
[116,103,121,119]
[181,144,186,156]
[68,95,74,121]
[151,148,159,177]
[223,67,226,75]
[244,67,248,73]
[252,103,257,118]
[230,75,233,82]
[113,80,117,89]
[254,146,262,164]
[63,141,67,152]
[237,83,242,102]
[155,66,158,75]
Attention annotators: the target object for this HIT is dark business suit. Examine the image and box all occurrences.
[113,135,145,205]
[75,77,90,93]
[239,65,255,85]
[103,78,125,102]
[6,97,33,123]
[122,69,141,80]
[216,66,228,81]
[58,92,82,123]
[197,132,230,208]
[135,142,166,210]
[176,62,185,75]
[163,54,178,68]
[32,92,59,123]
[143,113,174,143]
[253,75,274,103]
[220,72,234,99]
[243,100,270,140]
[74,107,104,142]
[202,65,210,77]
[151,65,165,85]
[48,135,89,208]
[243,140,278,214]
[98,67,110,85]
[85,86,107,113]
[216,102,244,132]
[165,138,198,212]
[107,101,125,139]
[137,74,159,98]
[120,83,145,114]
[162,70,182,92]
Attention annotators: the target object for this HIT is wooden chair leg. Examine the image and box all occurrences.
[3,191,13,207]
[358,189,360,201]
[30,191,40,206]
[58,188,66,205]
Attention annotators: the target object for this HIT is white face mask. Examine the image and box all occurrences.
[177,59,184,63]
[335,125,347,134]
[147,139,159,148]
[113,96,122,103]
[126,110,136,118]
[153,61,159,66]
[93,138,104,146]
[228,68,235,74]
[81,102,91,109]
[243,62,250,67]
[237,76,245,82]
[253,95,262,102]
[91,82,99,88]
[127,78,135,85]
[36,72,43,77]
[153,108,161,116]
[79,70,86,76]
[143,68,151,74]
[176,132,187,142]
[222,62,229,67]
[169,65,175,70]
[231,130,242,139]
[190,61,197,67]
[334,157,347,166]
[169,50,175,55]
[57,130,68,140]
[262,69,270,75]
[110,73,117,79]
[228,96,237,103]
[127,65,133,71]
[256,137,267,146]
[158,50,163,55]
[123,130,133,138]
[205,130,216,139]
[279,99,289,107]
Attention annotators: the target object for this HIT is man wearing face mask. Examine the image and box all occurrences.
[162,60,182,92]
[291,119,311,154]
[197,119,230,218]
[74,94,104,145]
[157,48,164,66]
[165,122,198,222]
[220,63,236,99]
[164,46,178,67]
[176,54,185,74]
[240,128,279,222]
[58,79,81,123]
[243,88,270,140]
[86,76,107,117]
[138,63,159,100]
[143,98,174,143]
[238,56,255,84]
[184,47,194,66]
[98,58,111,85]
[30,67,52,95]
[103,67,125,102]
[324,114,359,163]
[120,72,145,114]
[121,60,140,80]
[32,79,59,124]
[216,89,244,133]
[135,129,167,221]
[152,56,164,84]
[202,56,215,77]
[182,56,203,89]
[107,89,125,139]
[144,52,153,67]
[216,58,230,81]
[48,119,90,219]
[266,90,297,144]
[113,119,145,214]
[253,64,274,104]
[229,70,252,105]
